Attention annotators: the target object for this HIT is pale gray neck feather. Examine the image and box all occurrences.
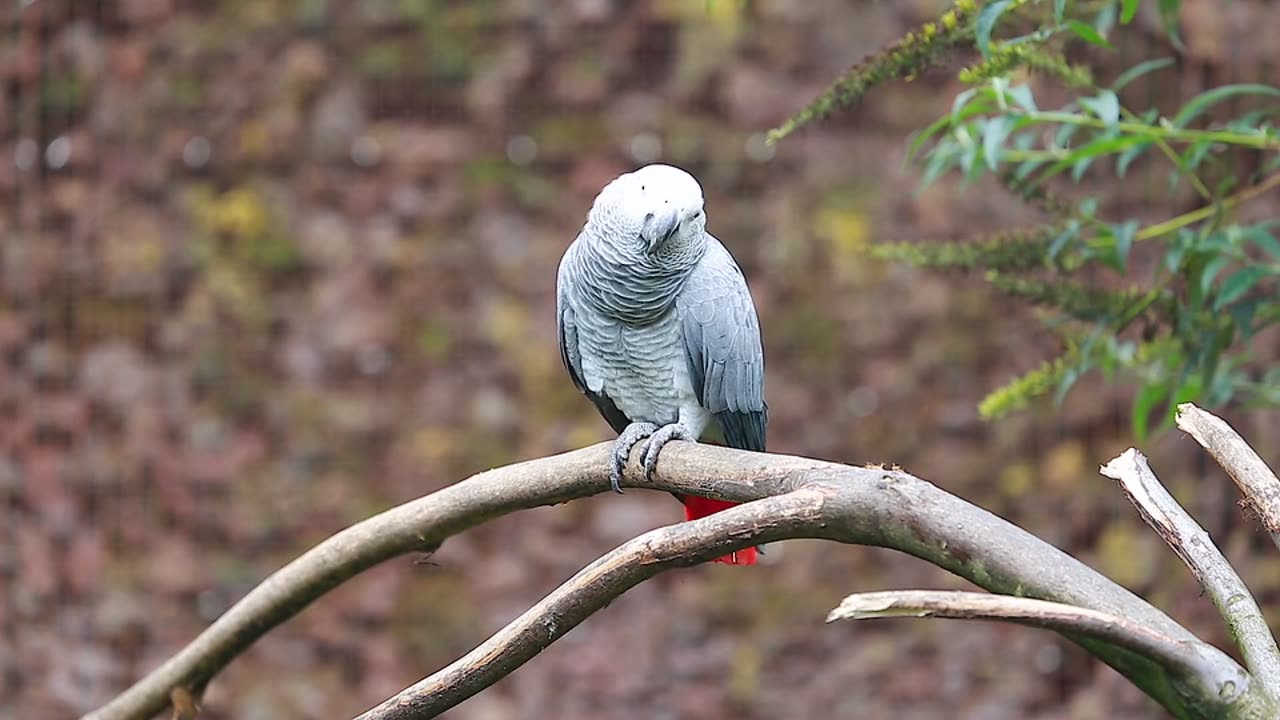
[573,212,706,325]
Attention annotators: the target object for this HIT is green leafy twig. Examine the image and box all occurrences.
[767,0,981,145]
[1009,110,1280,150]
[979,347,1079,419]
[1137,172,1280,242]
[986,273,1154,323]
[959,44,1092,88]
[869,226,1061,272]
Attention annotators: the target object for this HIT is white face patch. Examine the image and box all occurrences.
[597,164,706,240]
[630,164,704,210]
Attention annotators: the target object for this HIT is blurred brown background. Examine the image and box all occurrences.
[4,1,1280,718]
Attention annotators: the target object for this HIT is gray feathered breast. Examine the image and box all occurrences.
[557,234,767,452]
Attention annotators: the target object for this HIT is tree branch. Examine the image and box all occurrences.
[354,490,826,720]
[88,443,1273,720]
[1176,403,1280,552]
[827,590,1247,700]
[1101,448,1280,704]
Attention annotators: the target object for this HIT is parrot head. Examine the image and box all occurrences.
[592,164,707,257]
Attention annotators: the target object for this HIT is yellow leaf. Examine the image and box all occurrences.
[1044,440,1087,489]
[213,187,270,239]
[815,206,871,255]
[655,0,744,35]
[1095,523,1158,588]
[484,298,529,351]
[411,426,455,466]
[998,460,1035,497]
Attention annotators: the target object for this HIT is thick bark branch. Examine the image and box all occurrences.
[355,490,827,720]
[1176,403,1280,551]
[88,443,1273,720]
[1101,448,1280,704]
[827,590,1249,701]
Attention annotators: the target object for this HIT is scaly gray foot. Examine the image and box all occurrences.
[610,421,658,493]
[639,423,696,481]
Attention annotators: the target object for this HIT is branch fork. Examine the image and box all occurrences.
[87,405,1280,720]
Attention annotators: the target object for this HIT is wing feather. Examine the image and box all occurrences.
[677,237,767,451]
[558,248,631,434]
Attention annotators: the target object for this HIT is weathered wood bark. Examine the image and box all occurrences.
[86,443,1274,720]
[1177,403,1280,552]
[1103,447,1280,704]
[827,589,1250,701]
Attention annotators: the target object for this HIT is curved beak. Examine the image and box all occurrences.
[644,207,681,254]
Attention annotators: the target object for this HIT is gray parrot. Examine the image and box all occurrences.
[556,163,766,565]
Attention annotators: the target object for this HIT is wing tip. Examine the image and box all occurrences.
[717,409,767,452]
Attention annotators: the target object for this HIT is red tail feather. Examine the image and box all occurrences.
[680,496,758,565]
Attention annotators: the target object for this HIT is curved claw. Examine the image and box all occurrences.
[610,422,657,493]
[639,423,696,481]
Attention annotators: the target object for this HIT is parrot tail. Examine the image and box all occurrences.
[681,496,758,565]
